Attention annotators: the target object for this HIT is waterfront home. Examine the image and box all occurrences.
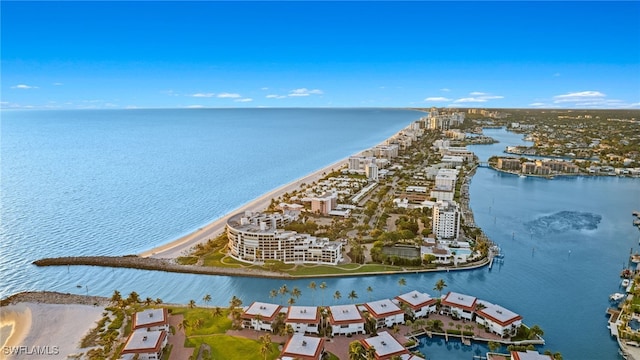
[285,305,320,334]
[474,301,523,337]
[364,299,405,329]
[360,331,424,360]
[510,350,553,360]
[132,308,169,332]
[241,301,282,331]
[226,211,343,265]
[327,304,366,336]
[395,290,437,318]
[280,333,325,360]
[119,329,168,360]
[440,291,477,320]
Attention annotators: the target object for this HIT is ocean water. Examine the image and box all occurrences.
[0,108,420,295]
[1,112,638,359]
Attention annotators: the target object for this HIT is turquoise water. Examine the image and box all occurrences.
[1,111,638,359]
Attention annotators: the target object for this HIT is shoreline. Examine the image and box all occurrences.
[139,157,350,259]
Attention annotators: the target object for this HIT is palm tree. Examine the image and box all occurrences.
[144,297,153,306]
[348,340,366,360]
[348,290,358,301]
[291,287,302,301]
[365,345,376,360]
[188,299,196,309]
[279,284,289,305]
[155,298,163,305]
[213,306,223,317]
[128,291,140,304]
[529,324,544,339]
[366,286,373,301]
[288,297,296,306]
[203,294,212,307]
[398,277,407,291]
[178,318,190,334]
[259,334,272,360]
[269,289,278,301]
[488,341,500,353]
[110,290,122,305]
[308,281,317,305]
[319,282,327,306]
[229,295,242,310]
[334,290,342,304]
[433,279,447,298]
[192,318,203,330]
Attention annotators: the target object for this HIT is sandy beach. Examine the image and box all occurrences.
[0,302,104,360]
[140,157,350,259]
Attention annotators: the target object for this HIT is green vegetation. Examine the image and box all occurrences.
[185,335,279,360]
[169,307,232,335]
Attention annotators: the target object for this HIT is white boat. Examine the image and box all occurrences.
[519,174,526,178]
[622,279,631,287]
[610,293,625,301]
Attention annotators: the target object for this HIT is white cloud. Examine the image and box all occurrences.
[453,97,488,103]
[53,82,63,86]
[424,97,451,102]
[529,102,547,107]
[217,93,242,98]
[235,98,253,102]
[288,88,323,97]
[266,94,287,99]
[453,93,504,103]
[553,91,606,103]
[11,84,38,89]
[186,105,205,108]
[261,87,269,90]
[190,93,215,98]
[440,88,451,92]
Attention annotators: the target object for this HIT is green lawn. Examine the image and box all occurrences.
[202,250,244,268]
[169,307,232,335]
[287,263,405,276]
[185,335,280,360]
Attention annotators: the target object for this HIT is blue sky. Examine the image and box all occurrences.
[2,1,639,109]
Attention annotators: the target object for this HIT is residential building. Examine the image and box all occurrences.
[328,304,366,336]
[241,301,282,331]
[395,290,437,318]
[497,157,521,171]
[132,308,169,332]
[360,331,424,360]
[286,306,320,334]
[310,192,337,215]
[475,302,523,337]
[120,329,168,360]
[280,334,325,360]
[364,299,405,328]
[365,161,379,181]
[432,200,461,240]
[227,211,343,265]
[441,292,477,320]
[510,350,553,360]
[435,168,458,189]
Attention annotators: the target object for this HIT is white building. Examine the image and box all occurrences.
[132,308,169,332]
[395,290,437,318]
[241,302,282,331]
[328,304,366,336]
[310,192,337,215]
[432,200,461,240]
[441,292,477,320]
[435,168,458,188]
[361,331,424,360]
[475,301,523,337]
[227,211,343,265]
[120,329,168,360]
[365,161,379,181]
[286,306,321,334]
[364,299,405,328]
[281,334,325,360]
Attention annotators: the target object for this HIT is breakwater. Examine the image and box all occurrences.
[32,255,490,280]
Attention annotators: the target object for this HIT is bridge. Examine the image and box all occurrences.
[478,162,490,168]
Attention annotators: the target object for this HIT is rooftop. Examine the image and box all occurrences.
[477,302,522,325]
[329,304,364,323]
[362,331,408,358]
[281,334,324,359]
[364,298,403,317]
[443,291,477,310]
[243,301,281,320]
[396,290,436,308]
[286,306,320,322]
[122,329,166,354]
[133,308,167,328]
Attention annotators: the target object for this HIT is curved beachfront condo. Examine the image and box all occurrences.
[226,211,343,264]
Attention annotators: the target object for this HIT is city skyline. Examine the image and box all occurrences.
[2,1,639,110]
